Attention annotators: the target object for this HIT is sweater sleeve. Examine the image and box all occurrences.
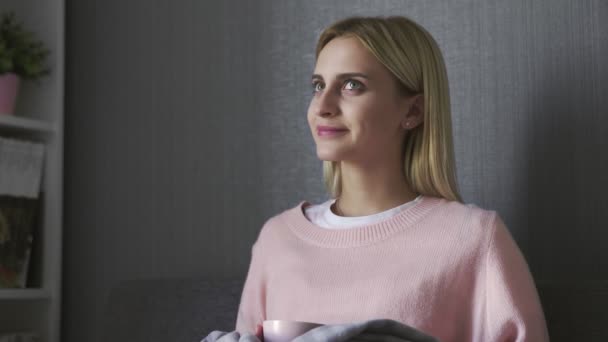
[235,240,267,335]
[480,213,550,342]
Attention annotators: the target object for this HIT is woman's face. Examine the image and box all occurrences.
[307,36,415,165]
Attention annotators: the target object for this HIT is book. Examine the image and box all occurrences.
[0,136,44,288]
[0,195,38,287]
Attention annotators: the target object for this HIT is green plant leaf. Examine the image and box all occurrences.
[0,10,50,79]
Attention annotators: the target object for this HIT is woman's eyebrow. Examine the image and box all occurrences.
[311,72,370,81]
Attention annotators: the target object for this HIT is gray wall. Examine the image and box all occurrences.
[64,0,608,341]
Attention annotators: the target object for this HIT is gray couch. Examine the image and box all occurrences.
[101,277,244,342]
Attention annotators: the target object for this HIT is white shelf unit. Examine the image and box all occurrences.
[0,0,64,341]
[0,115,57,134]
[0,289,50,301]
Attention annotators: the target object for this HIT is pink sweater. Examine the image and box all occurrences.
[236,196,550,341]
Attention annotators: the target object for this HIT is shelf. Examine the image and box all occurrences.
[1,1,64,341]
[0,114,57,134]
[0,288,51,300]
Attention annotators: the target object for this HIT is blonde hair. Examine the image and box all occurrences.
[315,16,462,202]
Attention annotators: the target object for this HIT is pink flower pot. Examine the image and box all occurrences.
[0,73,20,115]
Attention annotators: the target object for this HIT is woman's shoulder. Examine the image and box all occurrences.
[429,196,502,233]
[424,198,510,261]
[252,201,307,243]
[446,195,496,213]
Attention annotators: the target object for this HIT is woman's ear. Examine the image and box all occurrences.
[401,94,424,129]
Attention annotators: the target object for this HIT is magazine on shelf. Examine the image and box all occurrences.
[0,136,45,288]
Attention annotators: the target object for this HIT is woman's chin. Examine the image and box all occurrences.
[316,152,343,162]
[315,145,353,161]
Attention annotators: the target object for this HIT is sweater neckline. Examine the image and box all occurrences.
[282,195,444,247]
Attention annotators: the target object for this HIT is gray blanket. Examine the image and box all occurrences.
[202,319,440,342]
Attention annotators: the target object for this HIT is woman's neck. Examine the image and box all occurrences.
[334,161,419,217]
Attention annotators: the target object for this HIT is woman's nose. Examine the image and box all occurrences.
[313,89,339,117]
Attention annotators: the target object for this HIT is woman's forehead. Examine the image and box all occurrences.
[314,36,384,78]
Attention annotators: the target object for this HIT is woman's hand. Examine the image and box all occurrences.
[255,323,264,341]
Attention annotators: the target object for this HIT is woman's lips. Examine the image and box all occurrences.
[317,127,348,137]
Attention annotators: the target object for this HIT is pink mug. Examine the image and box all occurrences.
[262,320,323,342]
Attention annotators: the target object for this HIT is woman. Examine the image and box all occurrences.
[236,16,549,341]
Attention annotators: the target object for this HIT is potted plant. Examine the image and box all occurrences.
[0,11,50,115]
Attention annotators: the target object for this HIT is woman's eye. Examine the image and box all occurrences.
[344,80,362,91]
[312,82,324,93]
